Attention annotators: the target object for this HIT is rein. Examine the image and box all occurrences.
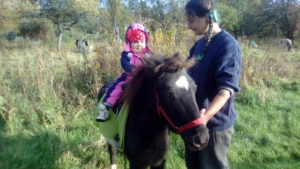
[155,93,203,134]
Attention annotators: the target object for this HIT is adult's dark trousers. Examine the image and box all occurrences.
[185,126,234,169]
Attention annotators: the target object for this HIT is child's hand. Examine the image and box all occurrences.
[145,52,152,58]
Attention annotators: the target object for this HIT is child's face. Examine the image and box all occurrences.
[131,40,146,53]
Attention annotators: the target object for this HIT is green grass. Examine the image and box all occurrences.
[0,38,300,169]
[230,82,300,169]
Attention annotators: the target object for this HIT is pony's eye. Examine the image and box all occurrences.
[166,92,174,99]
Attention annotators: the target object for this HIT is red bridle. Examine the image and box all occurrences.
[155,93,204,134]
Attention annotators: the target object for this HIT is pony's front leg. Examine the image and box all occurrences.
[108,144,117,169]
[151,159,166,169]
[111,164,117,169]
[129,162,147,169]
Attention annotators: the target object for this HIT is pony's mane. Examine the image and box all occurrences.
[123,53,195,107]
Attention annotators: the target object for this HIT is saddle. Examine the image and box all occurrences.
[97,81,129,152]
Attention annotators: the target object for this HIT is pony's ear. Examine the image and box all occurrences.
[154,63,164,73]
[173,52,182,59]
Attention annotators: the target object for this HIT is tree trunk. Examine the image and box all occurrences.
[57,24,63,51]
[114,19,121,44]
[57,32,62,51]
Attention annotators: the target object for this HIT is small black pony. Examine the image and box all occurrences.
[105,53,209,169]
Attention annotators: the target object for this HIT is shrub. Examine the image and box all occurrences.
[6,31,17,41]
[19,20,50,41]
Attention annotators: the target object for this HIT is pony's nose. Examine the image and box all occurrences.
[192,134,208,149]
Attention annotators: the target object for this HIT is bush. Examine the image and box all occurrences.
[6,31,17,41]
[19,20,50,41]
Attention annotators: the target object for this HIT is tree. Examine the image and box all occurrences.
[127,0,141,21]
[0,0,38,33]
[242,0,300,39]
[274,0,300,39]
[216,3,239,35]
[106,0,123,43]
[217,0,261,37]
[217,0,300,39]
[34,0,99,50]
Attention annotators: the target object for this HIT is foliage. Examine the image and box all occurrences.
[126,0,186,32]
[0,0,39,32]
[18,19,50,40]
[217,3,239,32]
[27,0,99,50]
[1,0,299,41]
[217,0,300,38]
[6,32,18,41]
[76,14,100,34]
[273,0,300,39]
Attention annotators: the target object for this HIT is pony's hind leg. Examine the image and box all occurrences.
[108,144,117,169]
[151,159,166,169]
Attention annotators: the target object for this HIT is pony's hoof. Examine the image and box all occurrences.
[111,164,117,169]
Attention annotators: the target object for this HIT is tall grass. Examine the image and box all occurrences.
[230,40,300,169]
[0,32,300,169]
[0,39,109,169]
[241,42,299,87]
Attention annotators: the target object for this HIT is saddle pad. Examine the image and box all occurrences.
[97,96,129,152]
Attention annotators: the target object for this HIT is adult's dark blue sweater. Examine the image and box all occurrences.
[188,30,242,131]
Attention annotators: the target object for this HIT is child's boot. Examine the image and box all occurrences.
[96,103,110,122]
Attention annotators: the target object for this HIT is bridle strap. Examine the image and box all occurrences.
[155,93,203,134]
[177,118,204,133]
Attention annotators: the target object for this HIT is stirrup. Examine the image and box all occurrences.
[96,112,110,122]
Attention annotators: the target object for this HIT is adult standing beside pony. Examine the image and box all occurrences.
[184,0,242,169]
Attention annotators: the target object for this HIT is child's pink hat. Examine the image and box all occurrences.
[124,23,151,52]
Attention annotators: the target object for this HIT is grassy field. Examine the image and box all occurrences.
[0,36,299,169]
